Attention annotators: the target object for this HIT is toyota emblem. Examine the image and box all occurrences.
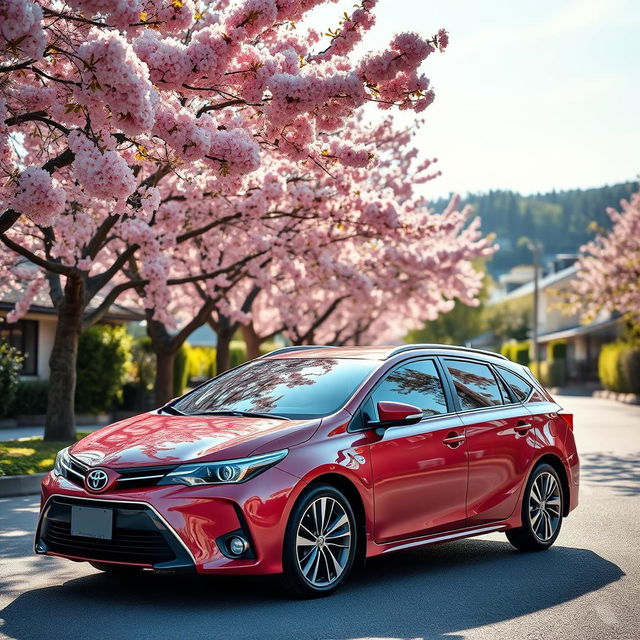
[86,468,109,492]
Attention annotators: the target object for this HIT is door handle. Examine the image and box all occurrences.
[515,421,533,434]
[442,433,465,448]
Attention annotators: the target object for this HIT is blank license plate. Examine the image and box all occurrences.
[71,506,113,540]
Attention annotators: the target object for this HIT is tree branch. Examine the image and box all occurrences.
[0,232,75,276]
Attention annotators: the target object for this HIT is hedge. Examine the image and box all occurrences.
[530,359,566,388]
[500,340,530,366]
[9,379,49,416]
[599,342,640,393]
[0,342,23,418]
[76,325,132,413]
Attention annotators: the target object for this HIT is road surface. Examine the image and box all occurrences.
[0,394,638,640]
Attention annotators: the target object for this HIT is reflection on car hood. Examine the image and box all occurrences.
[70,412,320,468]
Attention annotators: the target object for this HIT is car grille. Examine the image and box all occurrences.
[61,456,177,490]
[38,496,192,568]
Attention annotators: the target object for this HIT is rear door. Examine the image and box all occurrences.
[443,358,538,526]
[366,358,469,542]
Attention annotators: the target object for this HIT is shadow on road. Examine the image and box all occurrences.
[580,451,640,496]
[0,538,623,640]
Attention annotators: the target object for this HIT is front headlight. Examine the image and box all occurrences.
[158,449,289,486]
[53,447,71,476]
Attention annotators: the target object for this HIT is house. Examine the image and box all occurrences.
[0,288,142,380]
[487,264,621,381]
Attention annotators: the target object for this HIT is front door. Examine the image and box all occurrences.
[366,358,469,543]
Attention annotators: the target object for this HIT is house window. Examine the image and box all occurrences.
[0,318,38,375]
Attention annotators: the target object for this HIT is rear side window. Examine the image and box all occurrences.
[371,359,448,417]
[445,359,503,410]
[497,367,533,402]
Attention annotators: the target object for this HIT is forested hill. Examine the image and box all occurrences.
[431,181,637,276]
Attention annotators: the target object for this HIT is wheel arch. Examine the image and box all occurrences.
[532,453,571,517]
[302,472,368,568]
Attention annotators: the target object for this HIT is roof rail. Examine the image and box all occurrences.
[386,344,508,361]
[259,345,337,358]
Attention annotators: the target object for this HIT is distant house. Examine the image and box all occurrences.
[488,265,621,381]
[0,288,142,380]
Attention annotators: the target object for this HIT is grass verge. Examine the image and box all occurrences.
[0,433,88,477]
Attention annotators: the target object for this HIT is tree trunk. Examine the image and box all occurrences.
[154,348,176,407]
[146,317,177,407]
[215,323,234,375]
[241,322,262,360]
[44,277,84,441]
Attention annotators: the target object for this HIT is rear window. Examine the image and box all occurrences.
[171,357,378,419]
[445,359,504,410]
[496,367,533,402]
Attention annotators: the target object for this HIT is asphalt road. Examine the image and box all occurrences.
[1,394,638,640]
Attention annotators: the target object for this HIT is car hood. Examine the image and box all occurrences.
[70,412,320,468]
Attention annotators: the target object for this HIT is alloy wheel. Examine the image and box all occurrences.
[295,496,352,588]
[529,471,562,541]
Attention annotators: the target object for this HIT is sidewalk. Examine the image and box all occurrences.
[0,424,104,441]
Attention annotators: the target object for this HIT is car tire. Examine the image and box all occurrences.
[506,462,564,551]
[281,484,358,598]
[90,562,144,574]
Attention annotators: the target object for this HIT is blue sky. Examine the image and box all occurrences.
[305,0,640,198]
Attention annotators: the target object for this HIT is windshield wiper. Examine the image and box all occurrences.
[189,410,290,421]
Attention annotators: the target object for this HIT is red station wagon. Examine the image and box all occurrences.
[36,344,580,597]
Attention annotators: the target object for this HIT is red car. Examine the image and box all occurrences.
[36,344,579,597]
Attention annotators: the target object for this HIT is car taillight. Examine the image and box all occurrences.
[559,413,574,431]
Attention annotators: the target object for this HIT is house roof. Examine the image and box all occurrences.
[495,265,578,304]
[537,316,621,343]
[0,285,144,323]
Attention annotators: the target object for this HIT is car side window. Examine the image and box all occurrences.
[370,359,448,418]
[497,367,534,402]
[445,359,504,410]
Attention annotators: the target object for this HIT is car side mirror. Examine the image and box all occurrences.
[367,401,423,429]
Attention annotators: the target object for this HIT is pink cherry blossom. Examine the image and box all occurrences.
[10,167,66,227]
[0,0,46,62]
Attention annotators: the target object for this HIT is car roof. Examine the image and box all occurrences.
[262,344,509,362]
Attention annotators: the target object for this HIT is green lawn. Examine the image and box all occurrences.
[0,433,88,477]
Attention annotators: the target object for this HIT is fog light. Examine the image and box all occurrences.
[227,535,248,557]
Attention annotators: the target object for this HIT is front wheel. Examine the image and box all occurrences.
[506,463,564,551]
[281,484,358,598]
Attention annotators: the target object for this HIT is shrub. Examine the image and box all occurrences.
[76,325,132,413]
[501,340,530,366]
[598,342,628,392]
[188,346,216,381]
[11,380,49,416]
[547,340,567,361]
[0,342,23,418]
[514,341,531,366]
[619,347,640,394]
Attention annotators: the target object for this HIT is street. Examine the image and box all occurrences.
[0,394,638,640]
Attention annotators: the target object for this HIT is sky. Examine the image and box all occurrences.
[304,0,640,198]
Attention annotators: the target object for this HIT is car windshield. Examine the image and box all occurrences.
[170,357,378,419]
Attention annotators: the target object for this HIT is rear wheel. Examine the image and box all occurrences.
[281,484,358,598]
[506,463,564,551]
[90,562,144,574]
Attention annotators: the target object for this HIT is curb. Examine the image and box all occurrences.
[593,389,640,405]
[0,473,45,497]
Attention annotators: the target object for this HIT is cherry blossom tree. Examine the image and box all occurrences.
[1,0,449,439]
[568,187,640,323]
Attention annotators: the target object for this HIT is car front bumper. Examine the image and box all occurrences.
[36,466,305,575]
